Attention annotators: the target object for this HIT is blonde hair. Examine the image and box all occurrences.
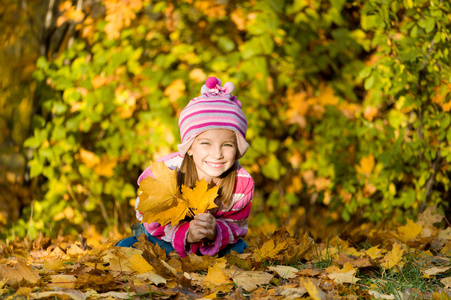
[177,154,237,208]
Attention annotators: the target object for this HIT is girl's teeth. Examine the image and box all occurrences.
[207,162,223,168]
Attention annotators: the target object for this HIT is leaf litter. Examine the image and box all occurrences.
[2,208,451,298]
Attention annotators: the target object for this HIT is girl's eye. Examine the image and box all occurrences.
[224,143,234,147]
[201,142,210,145]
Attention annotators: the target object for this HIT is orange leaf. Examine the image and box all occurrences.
[164,79,186,103]
[189,69,207,83]
[364,106,378,121]
[356,154,375,175]
[79,148,100,168]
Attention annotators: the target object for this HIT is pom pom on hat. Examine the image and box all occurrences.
[205,77,219,89]
[223,82,235,94]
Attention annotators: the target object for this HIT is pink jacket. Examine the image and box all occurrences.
[135,152,254,257]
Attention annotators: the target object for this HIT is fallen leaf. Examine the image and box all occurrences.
[254,238,289,262]
[368,290,395,299]
[397,219,422,241]
[274,285,307,299]
[337,252,372,268]
[182,254,216,272]
[298,268,321,277]
[366,245,387,260]
[15,287,32,297]
[43,259,65,271]
[224,267,274,292]
[418,205,443,227]
[424,266,451,276]
[49,274,77,289]
[67,243,86,256]
[439,228,451,240]
[99,291,138,299]
[328,269,360,284]
[129,254,157,274]
[203,258,230,286]
[29,289,87,300]
[267,265,298,279]
[381,243,404,270]
[0,259,40,284]
[440,277,451,289]
[134,272,166,286]
[300,277,326,300]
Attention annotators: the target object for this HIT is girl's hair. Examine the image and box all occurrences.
[177,154,237,208]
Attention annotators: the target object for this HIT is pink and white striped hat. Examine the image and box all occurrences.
[177,77,249,159]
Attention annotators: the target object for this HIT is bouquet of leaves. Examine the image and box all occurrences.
[137,161,219,226]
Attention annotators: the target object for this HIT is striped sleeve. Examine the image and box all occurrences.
[197,166,254,256]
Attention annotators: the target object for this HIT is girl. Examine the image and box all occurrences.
[117,77,254,257]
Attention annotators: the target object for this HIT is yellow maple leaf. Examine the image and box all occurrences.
[381,243,404,270]
[181,180,218,215]
[300,277,324,300]
[138,161,219,226]
[203,258,230,286]
[397,219,422,242]
[129,254,157,274]
[327,262,360,284]
[137,161,185,225]
[365,245,387,260]
[254,238,289,262]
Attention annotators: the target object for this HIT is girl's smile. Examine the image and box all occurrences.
[188,129,237,183]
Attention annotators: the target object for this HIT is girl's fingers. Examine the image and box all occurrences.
[195,213,214,222]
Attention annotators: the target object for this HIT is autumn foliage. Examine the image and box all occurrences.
[0,0,451,273]
[2,207,451,298]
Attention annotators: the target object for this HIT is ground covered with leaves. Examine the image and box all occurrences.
[2,207,451,299]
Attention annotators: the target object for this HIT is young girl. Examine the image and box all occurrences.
[117,77,254,257]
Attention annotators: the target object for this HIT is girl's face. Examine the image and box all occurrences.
[188,129,237,183]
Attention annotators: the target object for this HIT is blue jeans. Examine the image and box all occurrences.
[116,224,247,257]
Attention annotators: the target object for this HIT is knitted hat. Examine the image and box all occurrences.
[177,77,249,159]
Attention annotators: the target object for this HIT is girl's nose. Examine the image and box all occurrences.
[212,146,224,159]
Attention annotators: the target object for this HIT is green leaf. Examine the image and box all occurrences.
[217,36,235,52]
[364,74,374,90]
[361,15,379,31]
[330,0,346,11]
[29,159,43,178]
[261,155,285,181]
[424,18,435,33]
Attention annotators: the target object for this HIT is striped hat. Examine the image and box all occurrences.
[177,77,249,159]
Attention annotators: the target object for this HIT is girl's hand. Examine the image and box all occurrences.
[186,213,217,243]
[195,213,217,241]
